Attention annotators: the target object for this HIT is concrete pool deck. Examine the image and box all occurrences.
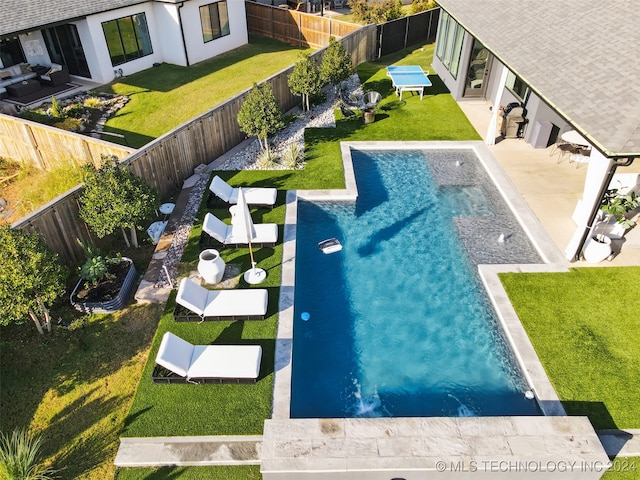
[262,141,609,479]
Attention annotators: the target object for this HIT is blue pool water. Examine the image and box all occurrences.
[291,149,541,418]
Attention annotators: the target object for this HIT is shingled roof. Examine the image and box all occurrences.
[0,0,161,37]
[438,0,640,158]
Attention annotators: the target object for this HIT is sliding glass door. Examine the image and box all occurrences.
[463,38,491,98]
[42,24,90,78]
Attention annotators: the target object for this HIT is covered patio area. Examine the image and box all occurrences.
[459,99,640,267]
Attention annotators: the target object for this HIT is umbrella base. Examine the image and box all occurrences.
[244,268,267,284]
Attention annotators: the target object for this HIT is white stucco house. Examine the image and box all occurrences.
[0,0,248,85]
[432,0,640,262]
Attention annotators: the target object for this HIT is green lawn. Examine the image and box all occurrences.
[115,465,261,480]
[95,35,312,148]
[500,267,640,430]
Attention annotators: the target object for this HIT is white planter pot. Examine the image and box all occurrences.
[582,235,612,264]
[198,249,226,284]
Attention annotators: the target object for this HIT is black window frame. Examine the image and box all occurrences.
[102,13,153,67]
[199,1,230,44]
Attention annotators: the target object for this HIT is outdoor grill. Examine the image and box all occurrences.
[500,102,527,139]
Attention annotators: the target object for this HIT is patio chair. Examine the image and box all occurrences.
[207,175,276,209]
[39,64,70,87]
[173,277,268,321]
[200,212,278,249]
[153,331,262,383]
[555,142,582,164]
[363,91,382,110]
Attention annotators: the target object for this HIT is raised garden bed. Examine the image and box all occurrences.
[70,257,137,314]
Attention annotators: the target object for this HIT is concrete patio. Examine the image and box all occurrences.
[458,99,640,267]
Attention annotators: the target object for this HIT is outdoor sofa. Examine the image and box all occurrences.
[173,277,268,321]
[200,212,278,249]
[152,332,262,384]
[0,63,38,98]
[207,175,277,209]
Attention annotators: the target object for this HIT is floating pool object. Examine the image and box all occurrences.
[524,390,535,400]
[318,237,342,254]
[301,312,311,321]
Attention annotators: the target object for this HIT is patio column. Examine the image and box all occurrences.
[564,149,616,261]
[485,64,509,146]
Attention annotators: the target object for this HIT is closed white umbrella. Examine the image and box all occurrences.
[486,64,509,146]
[230,187,267,284]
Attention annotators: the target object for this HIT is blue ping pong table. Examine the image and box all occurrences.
[386,65,432,100]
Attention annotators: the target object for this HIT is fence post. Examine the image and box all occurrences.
[404,16,410,50]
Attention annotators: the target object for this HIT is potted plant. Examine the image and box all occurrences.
[583,189,638,263]
[70,241,137,314]
[599,189,639,236]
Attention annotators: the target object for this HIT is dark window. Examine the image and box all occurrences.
[435,12,464,79]
[102,13,153,67]
[200,1,230,43]
[0,37,26,67]
[506,71,530,102]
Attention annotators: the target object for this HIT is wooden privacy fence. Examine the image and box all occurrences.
[11,25,377,265]
[0,115,133,170]
[246,1,361,48]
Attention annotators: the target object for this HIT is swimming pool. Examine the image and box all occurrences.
[290,149,542,418]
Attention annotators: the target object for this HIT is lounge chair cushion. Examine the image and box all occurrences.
[209,175,277,207]
[156,332,262,380]
[156,332,195,378]
[202,289,268,318]
[210,175,235,203]
[202,212,230,244]
[176,277,268,318]
[202,212,278,246]
[188,344,262,379]
[176,277,210,316]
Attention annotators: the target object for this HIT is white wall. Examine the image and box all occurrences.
[19,31,50,67]
[83,3,168,84]
[77,0,247,83]
[153,3,187,66]
[180,0,248,66]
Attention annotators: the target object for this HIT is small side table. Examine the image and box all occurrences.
[159,202,175,219]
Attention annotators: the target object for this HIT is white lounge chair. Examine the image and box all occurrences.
[208,175,277,209]
[174,277,268,321]
[200,212,278,248]
[153,332,262,383]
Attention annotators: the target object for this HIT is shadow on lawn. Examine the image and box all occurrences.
[561,400,619,430]
[0,302,162,477]
[47,397,124,478]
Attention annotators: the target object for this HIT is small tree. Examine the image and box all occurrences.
[49,96,64,118]
[288,53,323,112]
[0,225,67,334]
[79,155,158,248]
[319,37,353,93]
[410,0,435,14]
[348,0,404,24]
[237,83,284,153]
